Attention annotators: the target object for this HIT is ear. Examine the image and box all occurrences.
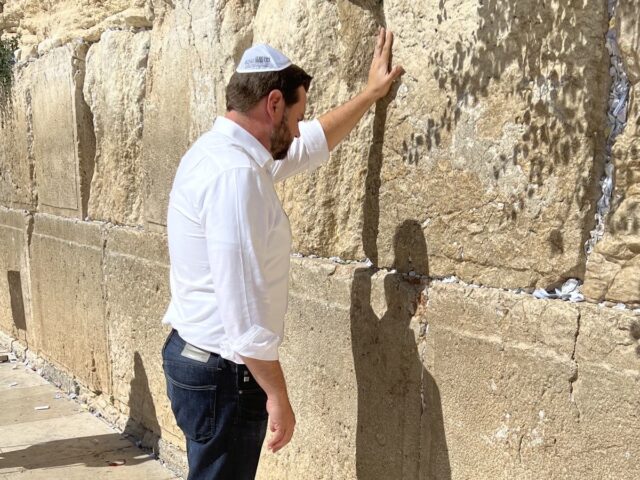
[266,89,285,123]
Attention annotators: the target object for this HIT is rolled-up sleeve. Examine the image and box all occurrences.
[201,167,281,361]
[270,119,330,182]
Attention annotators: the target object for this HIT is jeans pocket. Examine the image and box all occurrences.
[164,360,217,442]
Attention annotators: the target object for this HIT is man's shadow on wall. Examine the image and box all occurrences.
[123,351,161,455]
[350,220,451,479]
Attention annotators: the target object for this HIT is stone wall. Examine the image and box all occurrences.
[1,0,639,479]
[583,0,640,304]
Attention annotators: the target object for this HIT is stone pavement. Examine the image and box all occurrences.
[0,356,180,479]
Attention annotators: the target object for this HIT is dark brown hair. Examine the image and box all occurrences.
[225,64,312,113]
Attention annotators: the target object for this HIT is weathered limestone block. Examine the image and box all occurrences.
[253,0,380,259]
[584,4,640,304]
[572,304,640,478]
[346,268,426,480]
[0,65,34,209]
[617,0,640,84]
[381,0,609,288]
[583,235,640,305]
[81,7,153,43]
[257,259,358,480]
[30,43,95,218]
[30,214,109,393]
[0,208,32,346]
[139,4,191,230]
[84,30,149,226]
[102,226,179,447]
[142,0,256,229]
[423,283,578,478]
[423,283,640,479]
[0,0,148,49]
[260,1,609,289]
[258,257,427,480]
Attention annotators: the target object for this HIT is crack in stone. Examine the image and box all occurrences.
[21,210,35,349]
[584,0,630,256]
[25,209,33,247]
[72,45,96,221]
[99,223,113,396]
[516,432,525,464]
[569,311,581,420]
[23,84,37,209]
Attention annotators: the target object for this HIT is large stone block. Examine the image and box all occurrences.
[258,257,427,480]
[389,0,608,288]
[253,0,380,260]
[84,30,150,226]
[142,0,256,229]
[423,283,579,478]
[263,258,638,479]
[617,0,640,84]
[257,0,609,289]
[30,44,96,219]
[30,214,109,393]
[423,283,640,479]
[139,5,191,230]
[257,259,358,480]
[102,226,179,447]
[0,208,33,345]
[583,235,640,305]
[0,65,35,209]
[571,304,640,478]
[583,5,640,304]
[345,267,426,480]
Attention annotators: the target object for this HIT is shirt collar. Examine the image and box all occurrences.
[211,116,273,168]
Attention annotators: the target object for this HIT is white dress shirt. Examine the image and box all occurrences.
[163,116,329,364]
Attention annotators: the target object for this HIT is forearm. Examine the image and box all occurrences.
[318,88,378,151]
[240,355,289,400]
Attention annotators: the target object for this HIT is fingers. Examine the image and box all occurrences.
[391,64,405,81]
[366,27,404,100]
[268,425,293,453]
[267,424,286,451]
[381,29,393,60]
[374,27,385,57]
[271,433,292,453]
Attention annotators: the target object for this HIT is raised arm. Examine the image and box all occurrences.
[318,28,405,151]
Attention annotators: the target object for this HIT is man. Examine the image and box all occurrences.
[162,28,404,479]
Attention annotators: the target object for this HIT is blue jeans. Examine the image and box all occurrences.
[162,330,268,480]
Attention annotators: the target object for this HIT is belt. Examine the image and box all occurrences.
[174,331,249,377]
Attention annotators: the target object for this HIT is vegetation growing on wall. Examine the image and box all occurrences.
[0,35,18,97]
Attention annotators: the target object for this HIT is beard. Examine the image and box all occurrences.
[270,115,294,160]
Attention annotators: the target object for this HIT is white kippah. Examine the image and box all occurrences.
[236,43,292,73]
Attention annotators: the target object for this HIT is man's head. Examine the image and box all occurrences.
[225,65,312,114]
[225,44,312,159]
